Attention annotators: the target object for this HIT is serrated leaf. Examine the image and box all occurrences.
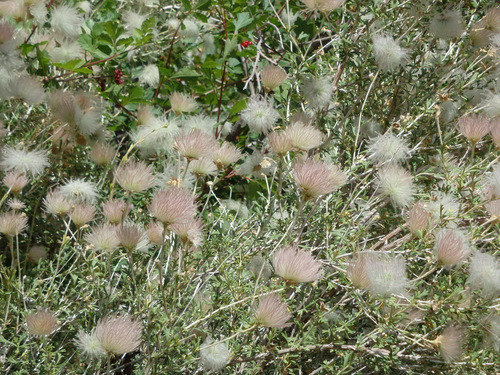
[171,67,201,78]
[223,37,238,58]
[78,34,94,52]
[233,12,253,33]
[52,59,92,74]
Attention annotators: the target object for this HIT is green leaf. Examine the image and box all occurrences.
[171,67,201,79]
[223,37,238,58]
[78,34,94,52]
[52,59,93,74]
[233,12,253,33]
[229,99,247,117]
[194,0,211,10]
[180,0,191,10]
[35,47,50,72]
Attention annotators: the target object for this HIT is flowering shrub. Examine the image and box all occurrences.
[1,1,500,373]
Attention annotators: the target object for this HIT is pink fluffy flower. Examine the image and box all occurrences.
[456,114,491,144]
[434,228,470,266]
[293,158,346,199]
[174,129,218,160]
[94,315,142,355]
[254,294,292,328]
[273,246,321,283]
[436,325,465,362]
[149,187,197,226]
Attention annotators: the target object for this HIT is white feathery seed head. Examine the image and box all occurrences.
[139,64,159,87]
[169,91,198,113]
[280,9,298,26]
[131,115,179,157]
[260,64,287,90]
[468,252,500,298]
[68,204,96,228]
[485,315,500,352]
[75,330,107,358]
[429,9,464,39]
[7,75,45,105]
[50,5,84,39]
[0,146,49,176]
[0,211,27,236]
[365,253,410,297]
[456,114,491,143]
[123,10,147,32]
[372,33,409,72]
[212,142,242,168]
[482,163,500,200]
[29,1,48,24]
[85,224,120,253]
[482,93,500,119]
[300,76,332,109]
[94,315,142,355]
[115,160,156,193]
[26,309,59,336]
[240,96,280,134]
[178,19,200,38]
[199,337,231,371]
[293,158,347,199]
[254,293,292,328]
[436,325,465,362]
[301,0,345,13]
[59,178,98,204]
[367,132,410,165]
[181,114,217,135]
[375,165,415,208]
[189,157,218,177]
[49,40,84,63]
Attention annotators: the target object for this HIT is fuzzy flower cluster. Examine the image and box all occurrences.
[367,132,410,165]
[199,337,231,371]
[300,76,332,109]
[273,246,322,283]
[468,252,500,298]
[434,228,470,266]
[436,325,465,363]
[301,0,345,13]
[240,96,280,134]
[0,146,49,176]
[375,165,415,208]
[348,252,410,297]
[26,309,59,336]
[372,33,409,72]
[149,187,197,227]
[293,158,347,199]
[406,202,433,237]
[49,90,104,142]
[482,163,500,201]
[471,7,500,47]
[254,294,292,328]
[115,160,156,193]
[76,315,142,357]
[260,64,287,90]
[169,92,198,113]
[456,114,491,144]
[429,10,464,40]
[131,107,179,157]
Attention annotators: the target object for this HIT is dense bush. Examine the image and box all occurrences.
[0,0,499,373]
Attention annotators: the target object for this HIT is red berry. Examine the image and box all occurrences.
[240,40,252,48]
